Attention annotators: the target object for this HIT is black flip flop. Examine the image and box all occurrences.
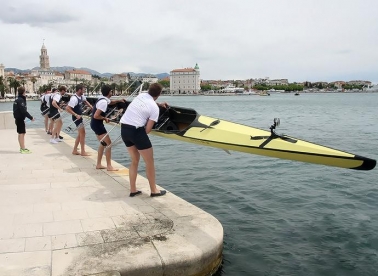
[150,190,167,197]
[129,191,142,197]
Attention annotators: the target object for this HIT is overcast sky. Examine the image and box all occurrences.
[1,0,377,83]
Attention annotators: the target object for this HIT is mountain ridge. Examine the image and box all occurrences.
[4,66,169,79]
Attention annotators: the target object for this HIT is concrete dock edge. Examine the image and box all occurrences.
[0,122,223,276]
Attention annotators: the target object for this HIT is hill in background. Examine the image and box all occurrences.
[5,66,169,79]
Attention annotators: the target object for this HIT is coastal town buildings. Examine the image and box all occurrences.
[64,69,92,81]
[141,74,158,84]
[111,73,129,84]
[1,42,375,97]
[170,63,201,94]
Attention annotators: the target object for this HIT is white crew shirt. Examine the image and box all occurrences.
[95,96,110,112]
[68,93,87,108]
[120,93,159,127]
[51,93,61,105]
[41,94,51,107]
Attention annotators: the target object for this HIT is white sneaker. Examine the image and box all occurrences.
[50,138,58,144]
[55,138,63,142]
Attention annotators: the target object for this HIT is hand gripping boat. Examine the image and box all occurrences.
[82,98,376,171]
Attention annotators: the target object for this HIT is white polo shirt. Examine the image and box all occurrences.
[95,96,110,112]
[68,94,87,108]
[51,93,61,105]
[120,93,159,127]
[41,94,51,107]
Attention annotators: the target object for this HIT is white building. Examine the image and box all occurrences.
[111,73,129,84]
[170,63,200,94]
[64,69,92,81]
[0,63,5,78]
[142,75,158,84]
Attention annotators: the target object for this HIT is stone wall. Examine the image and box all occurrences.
[0,111,16,129]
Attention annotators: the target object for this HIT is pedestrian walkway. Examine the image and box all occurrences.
[0,126,223,276]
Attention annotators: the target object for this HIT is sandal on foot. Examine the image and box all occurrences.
[129,191,142,197]
[150,190,166,197]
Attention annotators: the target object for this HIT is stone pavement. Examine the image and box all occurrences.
[0,126,223,276]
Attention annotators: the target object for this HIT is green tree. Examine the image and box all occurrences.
[0,76,5,98]
[31,77,37,93]
[9,78,20,95]
[158,79,170,88]
[200,84,212,91]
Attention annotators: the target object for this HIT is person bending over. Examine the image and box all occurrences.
[120,83,168,197]
[48,86,67,144]
[90,85,125,171]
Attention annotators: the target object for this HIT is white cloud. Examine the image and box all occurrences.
[1,0,377,82]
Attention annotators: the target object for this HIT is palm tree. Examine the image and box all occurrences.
[0,76,5,98]
[7,77,20,95]
[31,77,37,93]
[20,79,26,87]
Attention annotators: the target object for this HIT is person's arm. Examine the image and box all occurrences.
[84,100,93,109]
[157,102,168,108]
[18,99,34,120]
[145,119,155,134]
[109,98,126,105]
[93,108,109,123]
[52,96,64,112]
[65,105,81,120]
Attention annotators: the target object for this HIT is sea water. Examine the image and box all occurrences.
[2,93,377,276]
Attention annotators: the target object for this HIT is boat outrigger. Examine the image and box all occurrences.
[70,95,375,171]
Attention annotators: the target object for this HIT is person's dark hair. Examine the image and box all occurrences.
[17,86,25,96]
[101,85,112,96]
[58,85,67,92]
[52,88,58,92]
[148,83,163,98]
[76,84,84,92]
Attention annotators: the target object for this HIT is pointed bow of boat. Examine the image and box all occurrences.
[353,156,376,170]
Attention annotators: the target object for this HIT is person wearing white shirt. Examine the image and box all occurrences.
[120,83,168,197]
[65,84,93,156]
[49,86,66,144]
[90,85,125,171]
[40,89,51,133]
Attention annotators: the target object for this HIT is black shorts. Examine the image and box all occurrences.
[15,119,26,134]
[41,106,49,115]
[72,116,83,127]
[90,121,107,136]
[121,124,152,150]
[48,111,60,120]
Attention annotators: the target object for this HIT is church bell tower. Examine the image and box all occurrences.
[40,41,50,70]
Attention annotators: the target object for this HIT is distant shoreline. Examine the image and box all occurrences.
[1,91,377,103]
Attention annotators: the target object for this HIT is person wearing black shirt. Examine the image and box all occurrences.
[13,87,34,153]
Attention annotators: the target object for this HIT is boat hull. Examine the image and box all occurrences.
[81,97,376,170]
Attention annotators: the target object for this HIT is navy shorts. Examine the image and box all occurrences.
[48,111,60,120]
[41,107,49,116]
[72,116,83,127]
[121,124,152,150]
[90,121,107,136]
[15,119,26,134]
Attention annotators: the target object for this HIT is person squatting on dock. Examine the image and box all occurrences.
[120,83,168,197]
[49,86,67,144]
[90,84,125,171]
[65,84,93,156]
[13,87,35,154]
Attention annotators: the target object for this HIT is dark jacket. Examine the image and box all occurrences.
[13,95,33,120]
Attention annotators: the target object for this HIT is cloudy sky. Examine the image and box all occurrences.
[1,0,377,83]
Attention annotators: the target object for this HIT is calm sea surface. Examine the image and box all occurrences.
[2,93,377,276]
